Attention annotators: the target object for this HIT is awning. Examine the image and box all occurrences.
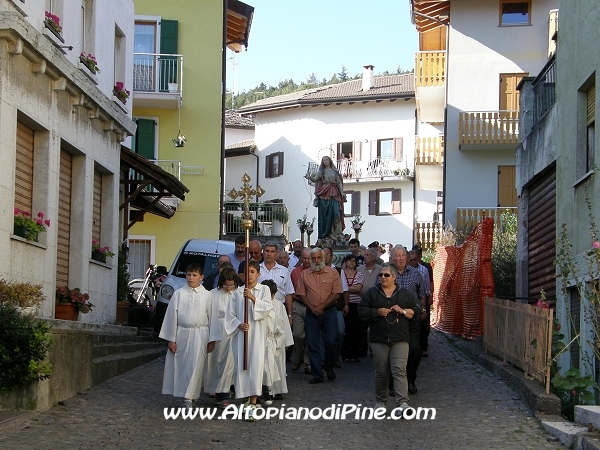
[120,147,190,229]
[227,0,254,52]
[410,0,450,33]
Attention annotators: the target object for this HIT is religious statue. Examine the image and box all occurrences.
[304,156,346,242]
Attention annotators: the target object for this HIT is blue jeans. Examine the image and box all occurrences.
[305,306,338,381]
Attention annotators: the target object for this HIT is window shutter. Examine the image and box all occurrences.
[159,20,179,91]
[92,171,102,243]
[265,154,272,178]
[278,152,284,176]
[588,85,596,125]
[392,189,401,214]
[393,137,403,161]
[352,190,360,215]
[135,119,156,160]
[56,149,72,287]
[368,190,377,215]
[352,141,362,161]
[15,121,34,212]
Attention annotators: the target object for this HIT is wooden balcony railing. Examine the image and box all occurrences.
[456,207,517,234]
[415,221,442,250]
[416,136,444,165]
[415,51,446,88]
[459,111,519,148]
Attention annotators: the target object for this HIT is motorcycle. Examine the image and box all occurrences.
[128,264,168,311]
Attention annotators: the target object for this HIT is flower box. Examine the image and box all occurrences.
[91,250,107,263]
[44,21,64,43]
[55,303,79,321]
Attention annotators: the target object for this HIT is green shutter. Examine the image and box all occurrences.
[135,118,155,160]
[159,20,178,92]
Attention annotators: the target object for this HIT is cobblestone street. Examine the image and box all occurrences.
[0,330,561,449]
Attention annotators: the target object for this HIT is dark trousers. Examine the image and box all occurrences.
[419,299,431,352]
[305,306,338,381]
[342,303,362,360]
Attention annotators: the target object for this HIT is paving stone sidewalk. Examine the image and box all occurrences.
[0,330,562,450]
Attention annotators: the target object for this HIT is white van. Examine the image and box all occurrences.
[154,239,234,332]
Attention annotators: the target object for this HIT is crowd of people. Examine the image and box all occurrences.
[158,236,434,421]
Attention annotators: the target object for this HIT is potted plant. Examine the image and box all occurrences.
[44,11,63,38]
[168,75,178,93]
[297,214,312,245]
[113,81,130,104]
[13,208,50,241]
[79,52,100,74]
[0,279,45,317]
[91,239,115,263]
[55,286,94,320]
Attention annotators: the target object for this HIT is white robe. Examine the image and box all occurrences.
[271,300,294,395]
[204,288,235,394]
[159,284,215,400]
[262,305,283,388]
[224,284,273,398]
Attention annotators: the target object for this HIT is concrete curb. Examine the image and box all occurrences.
[442,331,561,416]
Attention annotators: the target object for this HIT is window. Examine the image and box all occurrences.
[332,141,362,162]
[368,189,401,216]
[343,190,360,217]
[114,24,126,89]
[500,0,530,26]
[265,152,284,178]
[378,139,393,159]
[129,237,155,279]
[587,85,596,172]
[14,121,34,213]
[81,0,94,55]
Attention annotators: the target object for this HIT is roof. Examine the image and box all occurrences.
[238,73,415,115]
[225,110,255,128]
[227,0,254,53]
[225,139,256,157]
[410,0,451,33]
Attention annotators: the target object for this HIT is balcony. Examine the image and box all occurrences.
[415,136,443,191]
[415,51,446,123]
[150,160,181,180]
[222,201,290,238]
[132,53,183,110]
[415,221,442,251]
[459,111,519,151]
[335,158,414,182]
[456,207,517,234]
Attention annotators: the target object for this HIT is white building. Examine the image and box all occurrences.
[0,0,136,323]
[410,0,559,233]
[228,67,439,248]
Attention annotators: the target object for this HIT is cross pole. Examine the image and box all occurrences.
[227,172,265,370]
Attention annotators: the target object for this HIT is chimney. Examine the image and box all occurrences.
[362,65,375,91]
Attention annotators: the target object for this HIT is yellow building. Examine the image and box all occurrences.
[129,0,253,277]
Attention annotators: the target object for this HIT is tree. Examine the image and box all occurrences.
[338,65,349,82]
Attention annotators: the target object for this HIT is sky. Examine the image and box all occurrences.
[226,0,419,94]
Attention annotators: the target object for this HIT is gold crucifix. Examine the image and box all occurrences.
[226,172,264,370]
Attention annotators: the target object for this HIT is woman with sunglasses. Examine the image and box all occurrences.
[358,262,416,412]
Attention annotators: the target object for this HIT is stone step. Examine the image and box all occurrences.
[92,348,165,385]
[92,341,166,359]
[576,406,600,430]
[93,333,158,345]
[542,420,589,449]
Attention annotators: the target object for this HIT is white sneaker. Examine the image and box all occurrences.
[245,404,257,422]
[182,399,193,409]
[375,402,387,410]
[396,402,409,418]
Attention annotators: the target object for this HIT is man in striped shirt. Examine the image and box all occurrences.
[258,241,295,325]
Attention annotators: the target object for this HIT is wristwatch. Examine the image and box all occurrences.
[401,309,406,315]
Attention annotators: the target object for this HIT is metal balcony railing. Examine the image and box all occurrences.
[459,111,519,148]
[532,56,556,125]
[336,157,413,180]
[150,160,181,180]
[133,53,183,94]
[222,202,290,238]
[415,51,446,88]
[416,136,444,165]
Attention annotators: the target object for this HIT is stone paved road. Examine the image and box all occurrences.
[0,330,561,450]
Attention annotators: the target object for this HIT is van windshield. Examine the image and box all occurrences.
[172,251,220,279]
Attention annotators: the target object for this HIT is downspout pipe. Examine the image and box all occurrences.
[219,0,228,240]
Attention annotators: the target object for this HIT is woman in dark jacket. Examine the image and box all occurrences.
[358,262,416,410]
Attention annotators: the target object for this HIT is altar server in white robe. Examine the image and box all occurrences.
[206,268,239,408]
[225,260,272,421]
[271,292,294,398]
[159,264,216,408]
[260,280,283,404]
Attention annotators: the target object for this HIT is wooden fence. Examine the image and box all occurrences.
[483,297,553,394]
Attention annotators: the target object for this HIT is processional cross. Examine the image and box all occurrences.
[227,173,264,370]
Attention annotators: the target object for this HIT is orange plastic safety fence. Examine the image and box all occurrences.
[431,217,495,339]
